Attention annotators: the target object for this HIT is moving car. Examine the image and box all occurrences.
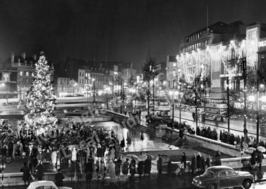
[192,166,254,189]
[27,181,72,189]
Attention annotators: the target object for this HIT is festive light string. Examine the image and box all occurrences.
[23,55,58,132]
[176,39,246,84]
[177,49,211,84]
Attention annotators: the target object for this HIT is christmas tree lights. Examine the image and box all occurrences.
[24,54,58,132]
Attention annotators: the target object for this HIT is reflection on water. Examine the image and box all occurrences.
[93,121,179,152]
[111,122,179,152]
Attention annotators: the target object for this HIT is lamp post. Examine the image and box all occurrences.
[92,78,95,109]
[248,84,266,144]
[194,90,198,131]
[226,76,230,133]
[256,83,266,144]
[169,90,178,128]
[242,57,248,142]
[179,92,183,123]
[153,72,155,115]
[0,146,6,189]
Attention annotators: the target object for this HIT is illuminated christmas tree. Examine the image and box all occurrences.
[24,53,58,132]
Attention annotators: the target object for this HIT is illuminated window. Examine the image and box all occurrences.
[26,72,29,76]
[20,71,23,76]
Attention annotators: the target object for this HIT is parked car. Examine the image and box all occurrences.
[27,181,72,189]
[192,166,254,189]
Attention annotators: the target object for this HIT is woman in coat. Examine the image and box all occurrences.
[181,152,187,171]
[137,160,144,180]
[196,153,202,173]
[191,153,196,175]
[114,158,122,178]
[129,158,136,178]
[122,158,129,176]
[157,154,163,175]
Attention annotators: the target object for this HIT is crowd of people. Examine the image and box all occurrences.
[0,120,156,186]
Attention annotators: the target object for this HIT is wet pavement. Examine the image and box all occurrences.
[5,170,266,189]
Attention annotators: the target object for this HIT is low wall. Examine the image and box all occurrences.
[184,133,244,157]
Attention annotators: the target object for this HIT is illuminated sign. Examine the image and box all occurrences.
[246,26,259,68]
[259,39,266,48]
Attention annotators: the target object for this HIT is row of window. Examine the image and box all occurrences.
[182,40,209,52]
[59,78,69,85]
[19,71,34,77]
[185,30,208,43]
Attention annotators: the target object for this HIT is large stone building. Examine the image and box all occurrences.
[169,21,266,120]
[0,52,54,103]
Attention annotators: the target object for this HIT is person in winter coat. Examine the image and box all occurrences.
[196,153,202,173]
[144,153,152,177]
[137,160,144,180]
[98,160,106,183]
[55,169,65,187]
[122,158,129,176]
[191,154,196,175]
[157,154,163,175]
[109,160,117,185]
[205,155,211,168]
[129,158,136,178]
[76,160,82,182]
[114,158,122,178]
[36,161,44,180]
[140,131,144,141]
[120,138,125,151]
[214,151,221,166]
[84,158,93,185]
[20,162,31,186]
[181,152,187,171]
[201,156,206,172]
[257,150,264,169]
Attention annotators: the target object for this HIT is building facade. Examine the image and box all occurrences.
[0,52,54,102]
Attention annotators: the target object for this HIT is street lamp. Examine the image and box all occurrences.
[169,90,179,128]
[256,83,266,144]
[92,78,95,109]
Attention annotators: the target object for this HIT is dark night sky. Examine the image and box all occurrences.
[0,0,266,69]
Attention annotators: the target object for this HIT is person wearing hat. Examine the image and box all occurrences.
[55,169,65,186]
[157,154,163,175]
[122,158,129,176]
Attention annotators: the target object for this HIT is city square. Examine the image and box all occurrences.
[1,1,266,189]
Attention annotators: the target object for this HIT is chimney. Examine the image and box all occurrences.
[11,52,15,65]
[22,52,26,59]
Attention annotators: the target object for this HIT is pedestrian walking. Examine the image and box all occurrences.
[201,156,206,172]
[137,159,144,180]
[84,158,93,185]
[120,138,125,151]
[257,149,264,169]
[191,154,196,175]
[114,157,122,178]
[140,131,144,141]
[205,155,211,168]
[181,152,187,171]
[122,158,129,176]
[129,158,136,179]
[55,169,65,187]
[196,152,202,173]
[20,162,31,186]
[157,154,163,175]
[36,161,44,180]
